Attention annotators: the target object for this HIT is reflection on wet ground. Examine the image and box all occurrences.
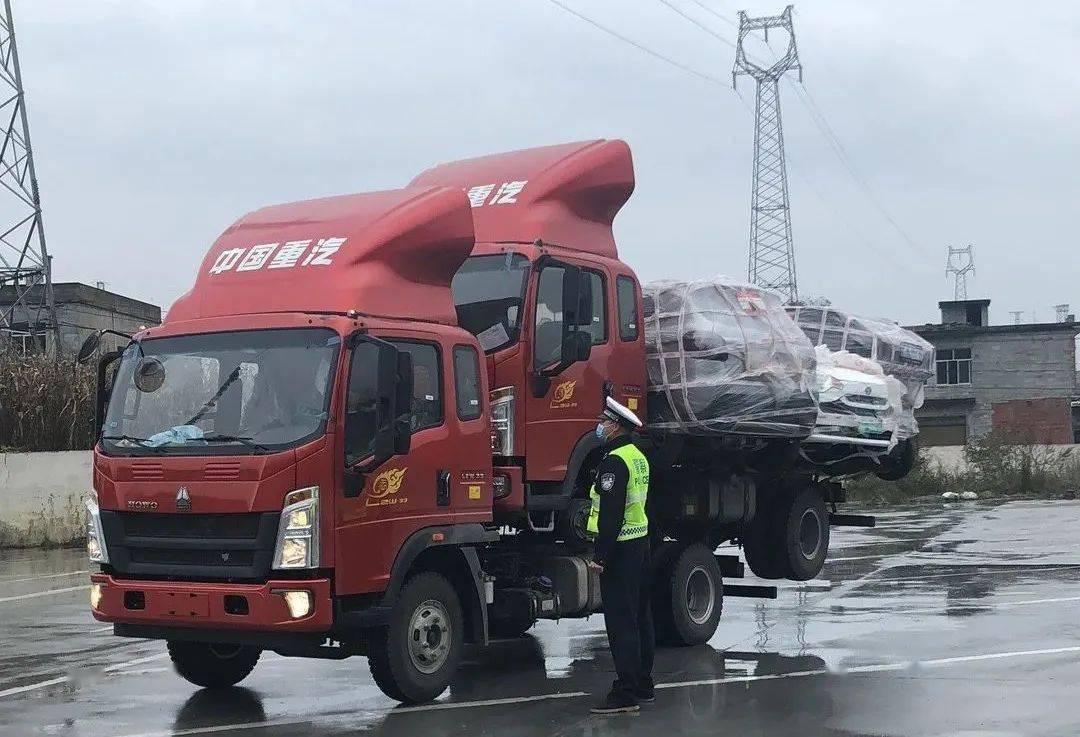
[3,500,1080,736]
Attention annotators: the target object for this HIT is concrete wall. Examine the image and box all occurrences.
[924,444,1080,474]
[0,451,91,548]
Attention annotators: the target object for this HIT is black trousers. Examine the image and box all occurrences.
[599,536,655,699]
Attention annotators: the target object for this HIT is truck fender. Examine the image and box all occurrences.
[560,430,604,498]
[382,524,496,644]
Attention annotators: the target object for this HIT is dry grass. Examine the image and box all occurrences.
[0,348,96,451]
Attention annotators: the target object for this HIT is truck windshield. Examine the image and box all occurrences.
[101,328,341,456]
[452,253,530,352]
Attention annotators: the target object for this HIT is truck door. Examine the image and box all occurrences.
[524,259,611,481]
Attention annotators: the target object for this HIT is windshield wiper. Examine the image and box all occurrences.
[100,434,167,453]
[200,434,271,453]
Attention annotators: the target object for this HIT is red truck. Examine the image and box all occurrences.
[81,140,873,703]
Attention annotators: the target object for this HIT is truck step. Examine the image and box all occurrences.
[723,584,777,599]
[829,513,876,528]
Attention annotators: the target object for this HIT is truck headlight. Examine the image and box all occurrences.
[86,495,109,564]
[273,487,319,570]
[490,386,515,456]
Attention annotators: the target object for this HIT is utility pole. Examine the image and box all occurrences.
[733,5,802,304]
[0,0,55,353]
[945,245,975,300]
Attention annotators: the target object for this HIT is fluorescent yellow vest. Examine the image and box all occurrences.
[586,442,649,542]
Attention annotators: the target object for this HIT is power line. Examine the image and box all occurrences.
[685,0,737,28]
[655,0,736,48]
[541,0,728,88]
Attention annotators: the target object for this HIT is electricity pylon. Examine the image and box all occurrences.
[0,0,54,352]
[733,5,802,304]
[945,245,975,300]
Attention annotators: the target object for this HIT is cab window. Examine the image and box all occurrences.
[453,346,482,421]
[392,341,443,432]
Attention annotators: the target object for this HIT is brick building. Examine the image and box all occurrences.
[909,299,1080,446]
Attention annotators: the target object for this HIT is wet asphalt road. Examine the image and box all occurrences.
[3,500,1080,737]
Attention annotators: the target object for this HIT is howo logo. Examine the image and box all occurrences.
[367,468,408,507]
[550,380,578,409]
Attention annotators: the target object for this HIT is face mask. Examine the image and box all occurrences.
[596,422,606,441]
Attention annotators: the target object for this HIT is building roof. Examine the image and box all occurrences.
[908,321,1080,338]
[0,282,160,321]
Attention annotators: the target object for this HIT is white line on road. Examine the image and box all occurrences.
[106,644,1080,737]
[0,584,88,604]
[0,570,90,584]
[0,652,168,699]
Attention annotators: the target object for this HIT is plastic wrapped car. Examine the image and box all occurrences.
[644,279,818,438]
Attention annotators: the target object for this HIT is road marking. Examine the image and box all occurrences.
[0,570,90,584]
[106,645,1080,737]
[829,594,1080,616]
[0,584,88,604]
[0,652,168,699]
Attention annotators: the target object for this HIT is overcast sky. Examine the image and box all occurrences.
[17,0,1080,326]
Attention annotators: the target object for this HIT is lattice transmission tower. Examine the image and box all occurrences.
[0,0,54,352]
[945,245,975,300]
[733,5,802,304]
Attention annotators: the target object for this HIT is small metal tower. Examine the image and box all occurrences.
[0,0,54,352]
[945,245,975,300]
[1009,310,1024,325]
[733,5,802,304]
[1055,304,1070,322]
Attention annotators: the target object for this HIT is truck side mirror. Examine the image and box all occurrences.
[562,330,592,363]
[393,352,413,455]
[77,332,102,365]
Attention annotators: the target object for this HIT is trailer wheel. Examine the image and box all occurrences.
[167,641,260,689]
[875,437,918,481]
[368,572,464,704]
[780,487,830,581]
[653,543,723,647]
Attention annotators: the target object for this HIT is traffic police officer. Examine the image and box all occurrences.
[587,395,654,714]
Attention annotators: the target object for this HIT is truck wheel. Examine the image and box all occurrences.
[875,437,918,481]
[167,641,260,689]
[780,487,830,582]
[653,543,723,647]
[742,503,786,580]
[367,572,464,704]
[557,497,593,551]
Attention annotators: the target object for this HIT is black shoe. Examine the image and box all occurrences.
[636,689,655,703]
[590,693,640,714]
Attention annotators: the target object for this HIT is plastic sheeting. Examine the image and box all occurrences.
[643,279,818,438]
[786,306,934,440]
[811,345,904,448]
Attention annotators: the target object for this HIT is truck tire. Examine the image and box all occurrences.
[556,497,593,552]
[742,502,786,580]
[779,487,830,582]
[652,543,723,647]
[875,437,918,481]
[167,641,260,689]
[367,572,464,704]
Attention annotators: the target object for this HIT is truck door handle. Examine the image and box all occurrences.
[436,470,451,507]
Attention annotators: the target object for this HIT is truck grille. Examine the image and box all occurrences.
[100,511,279,582]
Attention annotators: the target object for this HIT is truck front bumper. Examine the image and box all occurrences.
[89,573,333,632]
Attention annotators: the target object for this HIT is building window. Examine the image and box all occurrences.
[935,348,971,385]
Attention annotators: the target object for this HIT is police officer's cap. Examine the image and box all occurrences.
[600,395,643,430]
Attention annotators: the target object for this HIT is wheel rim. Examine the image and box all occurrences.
[208,643,243,660]
[407,599,452,675]
[570,502,591,542]
[685,566,715,626]
[798,508,823,561]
